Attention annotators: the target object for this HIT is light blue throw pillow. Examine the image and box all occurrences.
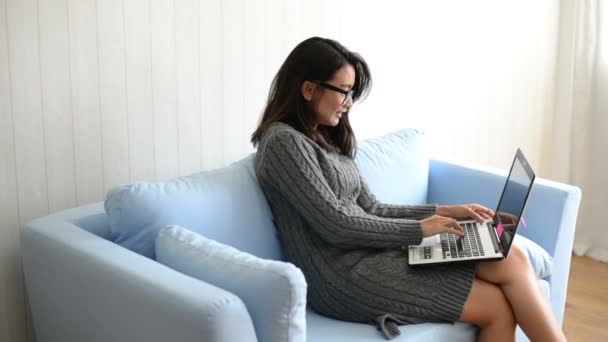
[355,128,430,206]
[104,154,282,260]
[156,225,308,342]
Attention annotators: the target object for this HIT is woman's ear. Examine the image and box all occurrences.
[301,81,315,101]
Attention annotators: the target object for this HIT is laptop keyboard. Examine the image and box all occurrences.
[440,222,486,259]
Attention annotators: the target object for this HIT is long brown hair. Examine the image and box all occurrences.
[250,37,372,158]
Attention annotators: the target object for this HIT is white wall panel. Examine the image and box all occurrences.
[176,0,202,176]
[222,0,246,164]
[264,0,285,80]
[124,0,155,182]
[39,0,77,213]
[151,0,179,181]
[6,0,48,225]
[244,0,267,154]
[319,0,343,42]
[283,1,306,52]
[68,0,104,205]
[200,0,223,170]
[5,1,45,341]
[0,0,26,340]
[97,0,130,191]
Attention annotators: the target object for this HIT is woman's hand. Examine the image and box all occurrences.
[420,215,465,238]
[436,204,494,223]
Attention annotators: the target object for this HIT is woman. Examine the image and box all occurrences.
[251,37,565,341]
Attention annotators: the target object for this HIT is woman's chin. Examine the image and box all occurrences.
[333,115,342,125]
[319,118,341,127]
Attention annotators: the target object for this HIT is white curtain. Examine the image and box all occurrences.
[547,0,608,262]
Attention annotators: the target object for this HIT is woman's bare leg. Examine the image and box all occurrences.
[476,244,566,341]
[460,277,516,342]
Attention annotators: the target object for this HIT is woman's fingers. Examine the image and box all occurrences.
[487,208,495,218]
[480,207,495,218]
[480,206,494,217]
[448,218,465,236]
[469,204,495,220]
[421,215,466,237]
[467,208,485,223]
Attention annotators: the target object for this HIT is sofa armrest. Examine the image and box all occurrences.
[156,225,308,342]
[22,215,257,342]
[427,158,582,325]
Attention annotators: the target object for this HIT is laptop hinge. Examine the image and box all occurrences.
[487,223,503,253]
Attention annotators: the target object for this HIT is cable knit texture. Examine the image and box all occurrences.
[255,122,476,340]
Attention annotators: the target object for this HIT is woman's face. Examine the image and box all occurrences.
[311,64,355,127]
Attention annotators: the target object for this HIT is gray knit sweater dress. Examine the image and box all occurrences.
[255,122,476,339]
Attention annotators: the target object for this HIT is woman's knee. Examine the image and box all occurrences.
[507,243,526,262]
[506,244,535,274]
[460,278,516,328]
[477,244,533,284]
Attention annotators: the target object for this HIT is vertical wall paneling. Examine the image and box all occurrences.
[222,0,245,164]
[175,0,202,176]
[243,0,266,154]
[68,0,104,205]
[301,0,326,43]
[283,1,305,52]
[200,0,223,170]
[320,0,344,42]
[97,0,130,191]
[6,0,48,225]
[6,0,47,340]
[264,0,285,80]
[124,0,155,182]
[0,0,26,340]
[151,0,179,180]
[39,0,77,213]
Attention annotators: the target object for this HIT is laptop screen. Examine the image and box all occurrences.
[492,149,535,254]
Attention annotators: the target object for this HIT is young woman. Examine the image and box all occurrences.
[251,37,565,341]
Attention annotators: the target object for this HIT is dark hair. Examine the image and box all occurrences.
[250,37,371,158]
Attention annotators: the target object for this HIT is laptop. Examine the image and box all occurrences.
[408,148,535,265]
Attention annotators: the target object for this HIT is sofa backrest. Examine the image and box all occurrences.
[356,128,430,206]
[104,128,430,260]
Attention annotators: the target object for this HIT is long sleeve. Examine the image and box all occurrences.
[257,131,423,249]
[356,175,437,220]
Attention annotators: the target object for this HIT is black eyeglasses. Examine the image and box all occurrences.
[312,81,353,107]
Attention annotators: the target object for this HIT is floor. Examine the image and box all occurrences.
[563,255,608,341]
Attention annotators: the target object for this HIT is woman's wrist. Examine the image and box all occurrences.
[436,205,451,216]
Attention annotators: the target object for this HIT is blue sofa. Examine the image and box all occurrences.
[21,129,581,342]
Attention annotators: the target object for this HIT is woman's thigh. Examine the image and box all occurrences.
[459,276,515,326]
[475,244,533,285]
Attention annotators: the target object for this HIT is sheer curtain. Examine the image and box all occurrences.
[546,0,607,262]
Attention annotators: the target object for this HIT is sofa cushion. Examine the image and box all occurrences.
[306,309,477,341]
[355,129,430,206]
[104,154,282,260]
[307,279,550,342]
[156,225,307,342]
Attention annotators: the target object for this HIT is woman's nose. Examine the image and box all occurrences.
[343,96,353,109]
